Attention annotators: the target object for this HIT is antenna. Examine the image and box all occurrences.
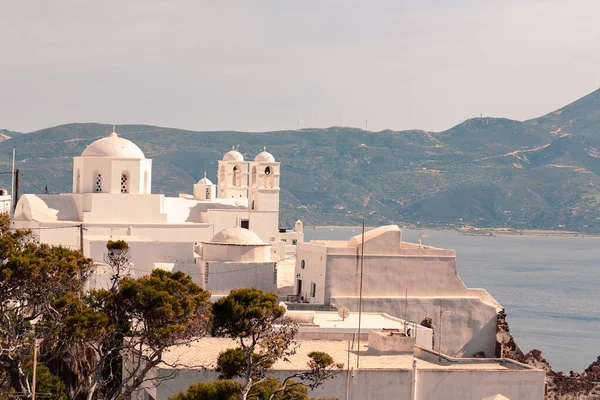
[365,118,368,131]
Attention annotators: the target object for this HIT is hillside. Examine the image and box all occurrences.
[2,88,600,232]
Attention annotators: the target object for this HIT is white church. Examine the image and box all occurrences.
[12,127,302,292]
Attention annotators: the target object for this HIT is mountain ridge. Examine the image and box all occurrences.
[2,88,600,232]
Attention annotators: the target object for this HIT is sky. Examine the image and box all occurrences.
[1,0,599,133]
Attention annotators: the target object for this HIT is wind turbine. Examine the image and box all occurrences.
[297,118,303,130]
[316,117,320,129]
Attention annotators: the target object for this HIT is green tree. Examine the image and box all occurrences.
[0,220,213,400]
[207,288,341,400]
[72,268,212,400]
[0,213,93,398]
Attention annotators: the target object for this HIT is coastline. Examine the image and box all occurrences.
[307,224,600,238]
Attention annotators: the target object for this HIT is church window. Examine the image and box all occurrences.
[143,171,149,194]
[264,166,271,175]
[76,169,81,193]
[300,260,305,269]
[120,172,130,193]
[251,166,257,187]
[95,173,102,192]
[205,188,210,199]
[233,166,241,187]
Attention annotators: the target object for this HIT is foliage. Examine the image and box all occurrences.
[170,379,241,400]
[0,213,93,398]
[104,240,131,289]
[171,377,340,400]
[0,224,212,400]
[77,268,212,400]
[208,288,340,400]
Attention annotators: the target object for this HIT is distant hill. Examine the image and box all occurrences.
[3,88,600,232]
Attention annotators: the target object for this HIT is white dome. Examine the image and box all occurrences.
[82,127,145,159]
[223,147,244,162]
[197,172,213,185]
[197,177,212,185]
[210,227,264,245]
[254,150,275,162]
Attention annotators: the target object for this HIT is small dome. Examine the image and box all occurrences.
[223,146,244,162]
[254,147,275,162]
[197,172,213,185]
[197,177,212,185]
[210,227,264,245]
[82,127,145,159]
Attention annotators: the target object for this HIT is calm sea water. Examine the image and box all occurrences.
[310,227,600,372]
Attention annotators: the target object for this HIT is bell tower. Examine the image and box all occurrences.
[217,147,248,199]
[248,147,280,211]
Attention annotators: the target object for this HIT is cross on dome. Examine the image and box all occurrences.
[110,125,118,137]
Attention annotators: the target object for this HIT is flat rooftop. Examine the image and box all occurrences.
[160,338,533,372]
[288,311,421,332]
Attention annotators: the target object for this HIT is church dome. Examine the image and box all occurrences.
[254,148,275,162]
[210,227,264,245]
[223,147,244,162]
[82,127,145,159]
[197,172,213,185]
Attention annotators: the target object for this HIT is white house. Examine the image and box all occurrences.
[12,127,298,278]
[293,225,504,359]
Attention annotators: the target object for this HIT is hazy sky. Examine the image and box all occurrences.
[2,0,599,133]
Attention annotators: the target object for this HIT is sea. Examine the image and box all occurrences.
[309,226,600,372]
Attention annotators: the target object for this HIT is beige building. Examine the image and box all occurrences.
[294,225,503,358]
[131,332,544,400]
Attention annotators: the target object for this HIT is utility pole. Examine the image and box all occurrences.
[13,169,20,213]
[356,219,365,368]
[404,288,408,335]
[79,224,85,254]
[438,299,443,362]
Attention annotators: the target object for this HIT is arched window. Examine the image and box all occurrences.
[264,166,273,188]
[121,171,130,193]
[94,172,102,193]
[143,171,149,194]
[251,166,257,187]
[205,187,211,200]
[233,166,241,187]
[76,169,81,193]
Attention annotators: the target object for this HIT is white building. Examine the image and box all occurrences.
[131,325,544,400]
[12,127,297,278]
[293,225,504,359]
